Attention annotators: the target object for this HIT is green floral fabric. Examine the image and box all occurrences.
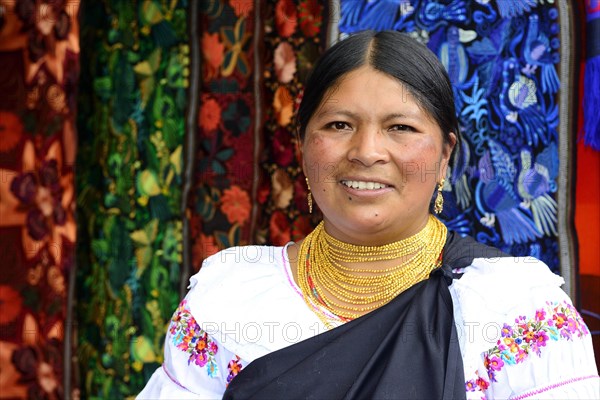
[76,1,188,397]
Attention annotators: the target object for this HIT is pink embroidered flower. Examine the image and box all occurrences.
[274,42,297,84]
[535,309,546,321]
[553,313,566,329]
[193,352,208,367]
[515,349,527,363]
[209,342,218,354]
[485,355,504,371]
[535,330,549,347]
[566,317,579,334]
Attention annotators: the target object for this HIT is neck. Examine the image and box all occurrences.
[296,215,448,321]
[321,215,431,247]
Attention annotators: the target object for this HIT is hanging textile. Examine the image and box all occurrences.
[584,0,600,149]
[256,0,329,247]
[339,0,572,274]
[189,0,258,269]
[75,1,187,397]
[189,0,330,267]
[0,1,80,398]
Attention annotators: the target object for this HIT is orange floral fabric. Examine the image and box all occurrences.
[0,0,80,398]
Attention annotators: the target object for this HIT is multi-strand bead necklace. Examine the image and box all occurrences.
[297,215,447,324]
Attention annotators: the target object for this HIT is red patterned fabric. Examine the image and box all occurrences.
[191,0,328,269]
[191,1,257,269]
[0,1,80,398]
[256,0,327,247]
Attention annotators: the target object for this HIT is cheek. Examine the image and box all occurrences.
[303,139,340,180]
[394,142,441,183]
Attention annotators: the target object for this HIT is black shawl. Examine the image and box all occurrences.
[223,232,505,400]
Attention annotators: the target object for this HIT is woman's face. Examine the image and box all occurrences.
[301,65,456,245]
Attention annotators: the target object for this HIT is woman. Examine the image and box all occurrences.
[138,31,599,399]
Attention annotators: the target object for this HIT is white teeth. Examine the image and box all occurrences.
[341,180,388,190]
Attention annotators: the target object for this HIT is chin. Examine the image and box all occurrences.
[330,214,392,240]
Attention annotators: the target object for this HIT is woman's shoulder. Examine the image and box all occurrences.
[443,232,563,294]
[450,251,566,321]
[181,244,321,360]
[450,257,598,399]
[185,245,297,318]
[188,245,289,289]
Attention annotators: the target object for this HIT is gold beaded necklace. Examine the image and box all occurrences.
[297,215,447,322]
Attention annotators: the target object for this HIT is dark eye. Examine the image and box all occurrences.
[327,121,351,130]
[389,124,414,132]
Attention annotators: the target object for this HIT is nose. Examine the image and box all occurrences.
[347,127,390,167]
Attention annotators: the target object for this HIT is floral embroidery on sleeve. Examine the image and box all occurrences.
[227,355,243,385]
[169,299,219,378]
[465,371,490,398]
[483,300,589,382]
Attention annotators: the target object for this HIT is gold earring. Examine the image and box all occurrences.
[434,179,444,215]
[305,177,313,214]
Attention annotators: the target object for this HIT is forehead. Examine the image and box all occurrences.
[316,66,427,118]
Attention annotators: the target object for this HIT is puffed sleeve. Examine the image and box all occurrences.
[137,250,250,400]
[137,296,247,399]
[451,257,600,400]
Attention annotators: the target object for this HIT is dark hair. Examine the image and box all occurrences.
[297,30,460,160]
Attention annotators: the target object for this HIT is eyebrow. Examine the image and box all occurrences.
[315,109,420,122]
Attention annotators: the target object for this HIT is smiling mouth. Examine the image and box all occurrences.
[340,180,391,190]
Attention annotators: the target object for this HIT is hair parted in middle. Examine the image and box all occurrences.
[296,30,461,164]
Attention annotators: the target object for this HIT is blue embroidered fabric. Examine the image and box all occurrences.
[339,0,562,273]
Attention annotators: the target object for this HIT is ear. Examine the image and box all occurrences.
[295,129,308,176]
[440,132,457,179]
[445,132,457,157]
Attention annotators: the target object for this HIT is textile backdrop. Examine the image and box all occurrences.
[0,0,79,398]
[191,0,327,269]
[0,0,594,399]
[75,1,187,397]
[339,0,565,272]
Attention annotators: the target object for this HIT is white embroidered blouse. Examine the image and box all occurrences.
[138,244,600,399]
